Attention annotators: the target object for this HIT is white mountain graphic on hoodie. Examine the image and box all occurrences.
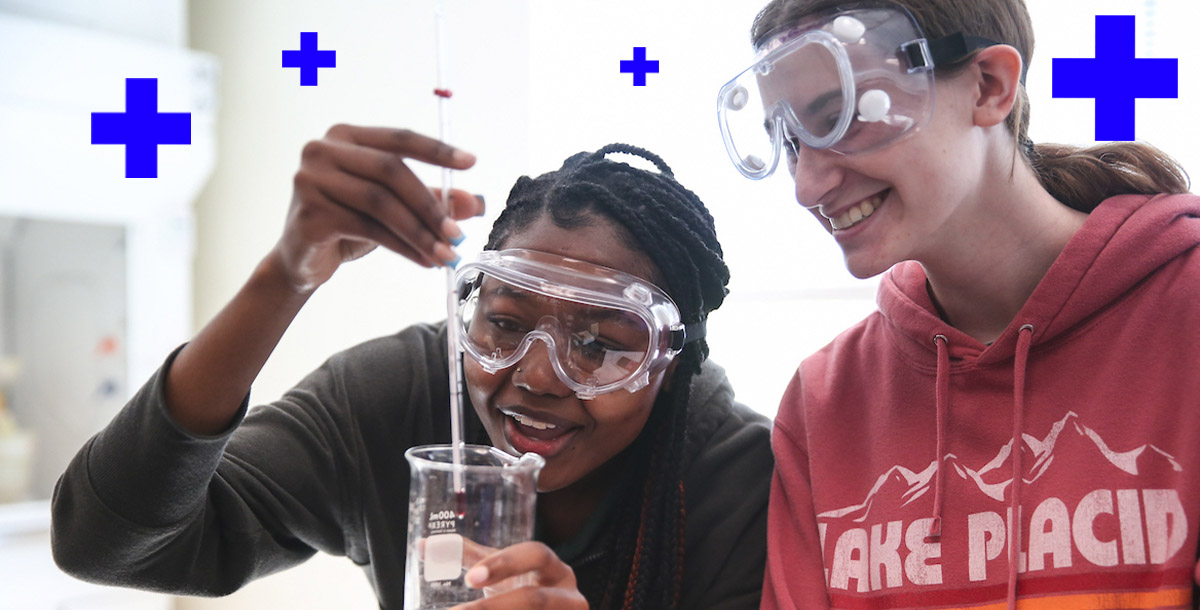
[818,411,1182,523]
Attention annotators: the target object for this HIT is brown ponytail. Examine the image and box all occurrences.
[751,0,1192,212]
[1025,141,1190,212]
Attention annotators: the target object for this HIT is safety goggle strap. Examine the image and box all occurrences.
[669,320,707,352]
[905,33,1015,81]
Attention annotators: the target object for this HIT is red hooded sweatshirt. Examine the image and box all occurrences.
[762,194,1200,610]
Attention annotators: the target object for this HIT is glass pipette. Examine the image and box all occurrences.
[434,0,465,497]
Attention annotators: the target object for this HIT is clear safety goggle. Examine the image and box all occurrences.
[717,2,999,186]
[454,249,705,399]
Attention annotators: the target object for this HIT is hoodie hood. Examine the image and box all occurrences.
[879,194,1200,366]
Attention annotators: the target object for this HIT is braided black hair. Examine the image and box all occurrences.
[486,144,730,610]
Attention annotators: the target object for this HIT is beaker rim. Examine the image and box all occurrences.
[404,443,546,473]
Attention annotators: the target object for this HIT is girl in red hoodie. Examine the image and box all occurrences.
[716,0,1198,608]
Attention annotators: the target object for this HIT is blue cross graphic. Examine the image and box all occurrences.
[282,32,337,86]
[1052,15,1177,141]
[91,78,191,179]
[620,47,659,86]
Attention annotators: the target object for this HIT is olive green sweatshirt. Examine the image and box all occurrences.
[51,322,772,609]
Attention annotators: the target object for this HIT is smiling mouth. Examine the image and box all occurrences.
[829,189,888,231]
[499,408,582,459]
[501,408,559,431]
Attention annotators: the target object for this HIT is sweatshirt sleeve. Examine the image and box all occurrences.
[686,406,773,610]
[50,344,358,596]
[761,379,832,610]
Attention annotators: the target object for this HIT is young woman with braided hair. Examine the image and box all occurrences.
[714,0,1199,608]
[51,126,772,610]
[474,143,740,609]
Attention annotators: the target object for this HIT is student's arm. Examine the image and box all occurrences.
[167,126,481,436]
[51,346,359,593]
[51,323,453,595]
[761,418,832,610]
[50,126,482,592]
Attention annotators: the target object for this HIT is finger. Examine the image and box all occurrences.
[295,168,442,267]
[325,124,477,170]
[460,537,501,565]
[450,586,587,610]
[335,200,437,268]
[464,542,575,589]
[306,138,464,246]
[430,188,486,220]
[303,181,439,268]
[305,163,458,266]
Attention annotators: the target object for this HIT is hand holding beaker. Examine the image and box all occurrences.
[448,541,587,610]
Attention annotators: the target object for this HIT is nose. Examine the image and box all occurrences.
[789,142,845,210]
[512,339,572,398]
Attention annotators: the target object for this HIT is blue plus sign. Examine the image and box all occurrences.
[282,32,337,86]
[620,47,659,86]
[1052,15,1177,141]
[91,78,191,179]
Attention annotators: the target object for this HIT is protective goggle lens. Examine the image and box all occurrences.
[719,39,851,177]
[459,276,655,391]
[717,6,938,181]
[785,43,851,141]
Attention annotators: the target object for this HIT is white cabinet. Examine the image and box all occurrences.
[0,10,216,609]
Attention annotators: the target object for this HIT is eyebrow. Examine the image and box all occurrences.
[585,309,645,328]
[804,89,842,116]
[486,284,532,301]
[483,285,645,329]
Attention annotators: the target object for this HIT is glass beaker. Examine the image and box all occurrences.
[403,444,545,610]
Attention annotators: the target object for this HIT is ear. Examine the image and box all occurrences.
[968,44,1023,128]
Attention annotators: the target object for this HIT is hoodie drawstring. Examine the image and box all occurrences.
[930,335,949,537]
[1007,324,1035,610]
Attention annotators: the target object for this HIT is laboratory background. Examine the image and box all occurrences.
[0,0,1195,607]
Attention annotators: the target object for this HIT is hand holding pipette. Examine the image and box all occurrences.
[274,125,480,291]
[162,125,480,437]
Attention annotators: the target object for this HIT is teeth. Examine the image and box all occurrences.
[831,193,884,230]
[502,410,558,431]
